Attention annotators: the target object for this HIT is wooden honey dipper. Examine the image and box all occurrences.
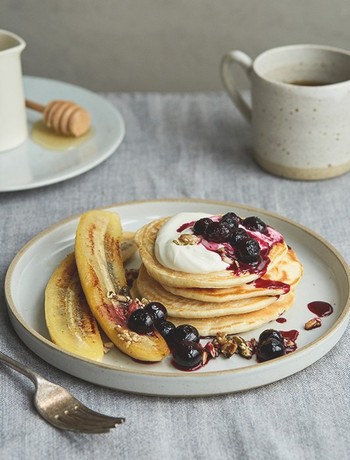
[25,99,91,137]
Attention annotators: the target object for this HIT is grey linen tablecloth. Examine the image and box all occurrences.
[0,92,349,459]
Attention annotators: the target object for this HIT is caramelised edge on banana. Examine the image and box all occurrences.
[45,253,105,361]
[75,210,169,362]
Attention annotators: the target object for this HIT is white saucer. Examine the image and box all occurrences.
[5,199,350,396]
[0,76,125,191]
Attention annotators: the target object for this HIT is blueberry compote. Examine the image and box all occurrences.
[256,328,286,362]
[242,216,268,234]
[128,309,155,334]
[156,320,176,345]
[257,338,285,362]
[252,278,290,294]
[188,211,283,277]
[127,301,168,335]
[172,340,204,371]
[128,303,300,370]
[235,238,260,264]
[144,301,167,324]
[154,320,205,371]
[172,324,200,344]
[127,303,206,370]
[170,324,204,370]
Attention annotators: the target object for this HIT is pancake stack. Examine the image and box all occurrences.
[133,213,303,336]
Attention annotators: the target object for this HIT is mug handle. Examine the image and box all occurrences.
[220,50,253,123]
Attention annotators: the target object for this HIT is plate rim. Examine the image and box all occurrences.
[0,75,125,192]
[4,198,350,381]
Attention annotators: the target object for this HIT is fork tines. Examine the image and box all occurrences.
[53,404,125,434]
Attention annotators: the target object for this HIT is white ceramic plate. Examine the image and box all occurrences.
[0,76,125,191]
[5,199,350,396]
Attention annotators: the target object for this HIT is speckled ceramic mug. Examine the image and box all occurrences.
[220,45,350,180]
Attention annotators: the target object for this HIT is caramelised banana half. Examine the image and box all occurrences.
[45,253,105,361]
[75,210,169,362]
[44,230,137,361]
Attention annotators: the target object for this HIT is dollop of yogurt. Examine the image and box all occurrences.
[155,212,229,273]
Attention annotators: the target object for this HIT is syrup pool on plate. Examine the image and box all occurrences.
[31,120,92,151]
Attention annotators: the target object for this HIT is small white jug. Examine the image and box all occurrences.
[0,29,27,152]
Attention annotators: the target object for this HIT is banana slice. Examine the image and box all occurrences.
[120,231,137,263]
[75,210,169,362]
[45,253,104,361]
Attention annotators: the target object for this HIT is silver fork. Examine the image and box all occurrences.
[0,350,125,433]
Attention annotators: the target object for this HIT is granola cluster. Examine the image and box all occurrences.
[203,332,255,364]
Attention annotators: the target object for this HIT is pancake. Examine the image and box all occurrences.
[134,264,280,318]
[135,217,288,289]
[168,290,295,336]
[162,248,302,302]
[134,213,301,336]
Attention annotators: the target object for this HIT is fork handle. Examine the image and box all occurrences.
[0,350,41,387]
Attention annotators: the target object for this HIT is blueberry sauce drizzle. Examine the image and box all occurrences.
[307,301,333,317]
[227,253,271,276]
[276,317,287,323]
[251,278,290,293]
[177,221,196,232]
[280,330,299,353]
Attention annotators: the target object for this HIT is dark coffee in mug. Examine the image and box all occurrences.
[287,80,332,86]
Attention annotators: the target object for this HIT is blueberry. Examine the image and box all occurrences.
[204,221,232,243]
[235,238,261,264]
[257,338,286,362]
[156,320,176,345]
[243,216,268,234]
[172,340,203,369]
[258,329,284,344]
[172,324,200,344]
[127,309,154,334]
[144,301,167,324]
[192,217,212,236]
[221,212,240,229]
[229,227,249,246]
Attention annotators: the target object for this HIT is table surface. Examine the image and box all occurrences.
[1,91,349,459]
